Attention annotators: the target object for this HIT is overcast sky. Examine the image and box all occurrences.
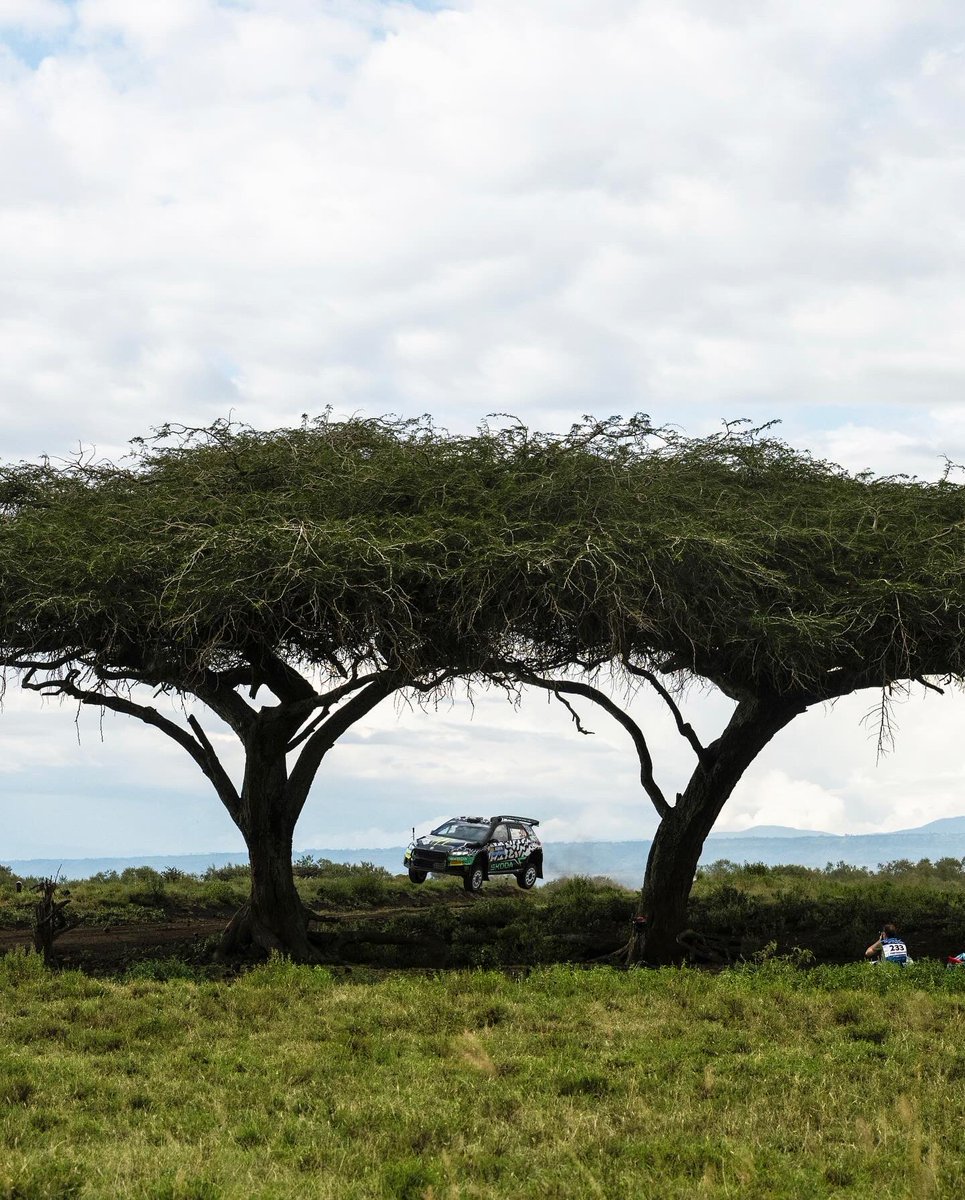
[3,0,965,861]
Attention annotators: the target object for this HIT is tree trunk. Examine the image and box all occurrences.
[637,694,806,965]
[218,824,323,962]
[217,724,320,962]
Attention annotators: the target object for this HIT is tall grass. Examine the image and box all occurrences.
[1,952,964,1198]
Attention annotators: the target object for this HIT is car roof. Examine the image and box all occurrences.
[446,815,540,829]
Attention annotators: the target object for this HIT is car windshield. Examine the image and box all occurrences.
[431,821,490,844]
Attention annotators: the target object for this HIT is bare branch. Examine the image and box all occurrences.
[22,669,241,817]
[0,653,78,673]
[623,661,709,763]
[193,672,257,738]
[520,673,671,819]
[284,672,395,751]
[554,691,595,736]
[186,715,242,820]
[286,673,402,820]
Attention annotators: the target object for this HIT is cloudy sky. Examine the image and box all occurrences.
[3,0,965,861]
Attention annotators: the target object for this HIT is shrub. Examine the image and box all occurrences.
[202,863,249,882]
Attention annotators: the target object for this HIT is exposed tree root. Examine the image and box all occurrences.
[216,902,326,964]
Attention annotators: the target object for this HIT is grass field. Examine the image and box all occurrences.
[2,952,965,1199]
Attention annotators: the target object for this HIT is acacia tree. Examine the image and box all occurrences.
[0,415,598,960]
[3,414,963,964]
[495,423,965,962]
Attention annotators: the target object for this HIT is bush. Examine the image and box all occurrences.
[199,879,244,908]
[296,855,392,880]
[202,863,249,882]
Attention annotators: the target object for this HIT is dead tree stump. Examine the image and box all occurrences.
[32,877,73,966]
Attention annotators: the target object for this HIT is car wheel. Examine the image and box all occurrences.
[464,862,486,893]
[408,869,427,884]
[517,861,538,890]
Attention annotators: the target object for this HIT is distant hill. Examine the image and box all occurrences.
[6,816,965,888]
[712,824,832,839]
[886,815,965,837]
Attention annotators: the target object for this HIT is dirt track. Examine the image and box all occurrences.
[0,917,229,968]
[0,900,484,970]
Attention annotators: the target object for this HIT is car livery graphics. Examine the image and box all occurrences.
[487,830,531,873]
[404,815,542,893]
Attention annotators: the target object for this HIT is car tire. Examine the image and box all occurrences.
[464,861,486,893]
[517,861,538,890]
[408,869,427,884]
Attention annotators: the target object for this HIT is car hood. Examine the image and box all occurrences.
[417,836,475,852]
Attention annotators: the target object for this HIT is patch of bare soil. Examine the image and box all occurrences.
[0,899,480,971]
[0,917,228,970]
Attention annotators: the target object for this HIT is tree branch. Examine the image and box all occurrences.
[21,669,242,819]
[186,714,242,821]
[285,673,403,821]
[193,672,257,738]
[623,661,710,764]
[284,671,396,750]
[0,652,79,673]
[553,692,595,735]
[520,673,671,819]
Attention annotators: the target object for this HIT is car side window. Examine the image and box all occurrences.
[492,824,510,842]
[508,824,526,840]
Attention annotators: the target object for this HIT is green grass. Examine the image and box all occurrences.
[1,952,965,1198]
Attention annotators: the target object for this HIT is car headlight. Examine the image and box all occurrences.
[448,854,472,865]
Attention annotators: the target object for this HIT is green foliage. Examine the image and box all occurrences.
[294,854,391,879]
[2,412,965,702]
[200,863,249,882]
[690,859,965,961]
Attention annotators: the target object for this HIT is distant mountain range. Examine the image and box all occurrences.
[7,816,965,889]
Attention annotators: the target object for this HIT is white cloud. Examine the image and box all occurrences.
[0,1,962,456]
[719,770,850,835]
[0,0,70,37]
[2,2,965,852]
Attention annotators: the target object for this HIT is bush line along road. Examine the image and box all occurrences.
[5,859,965,969]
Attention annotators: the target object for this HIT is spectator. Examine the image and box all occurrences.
[865,923,910,965]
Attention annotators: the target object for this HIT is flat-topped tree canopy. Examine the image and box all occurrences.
[0,414,580,687]
[593,422,965,698]
[509,418,965,698]
[2,413,963,701]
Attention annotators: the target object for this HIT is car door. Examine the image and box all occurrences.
[487,823,513,871]
[507,823,532,869]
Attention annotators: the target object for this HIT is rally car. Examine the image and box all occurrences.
[404,815,542,893]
